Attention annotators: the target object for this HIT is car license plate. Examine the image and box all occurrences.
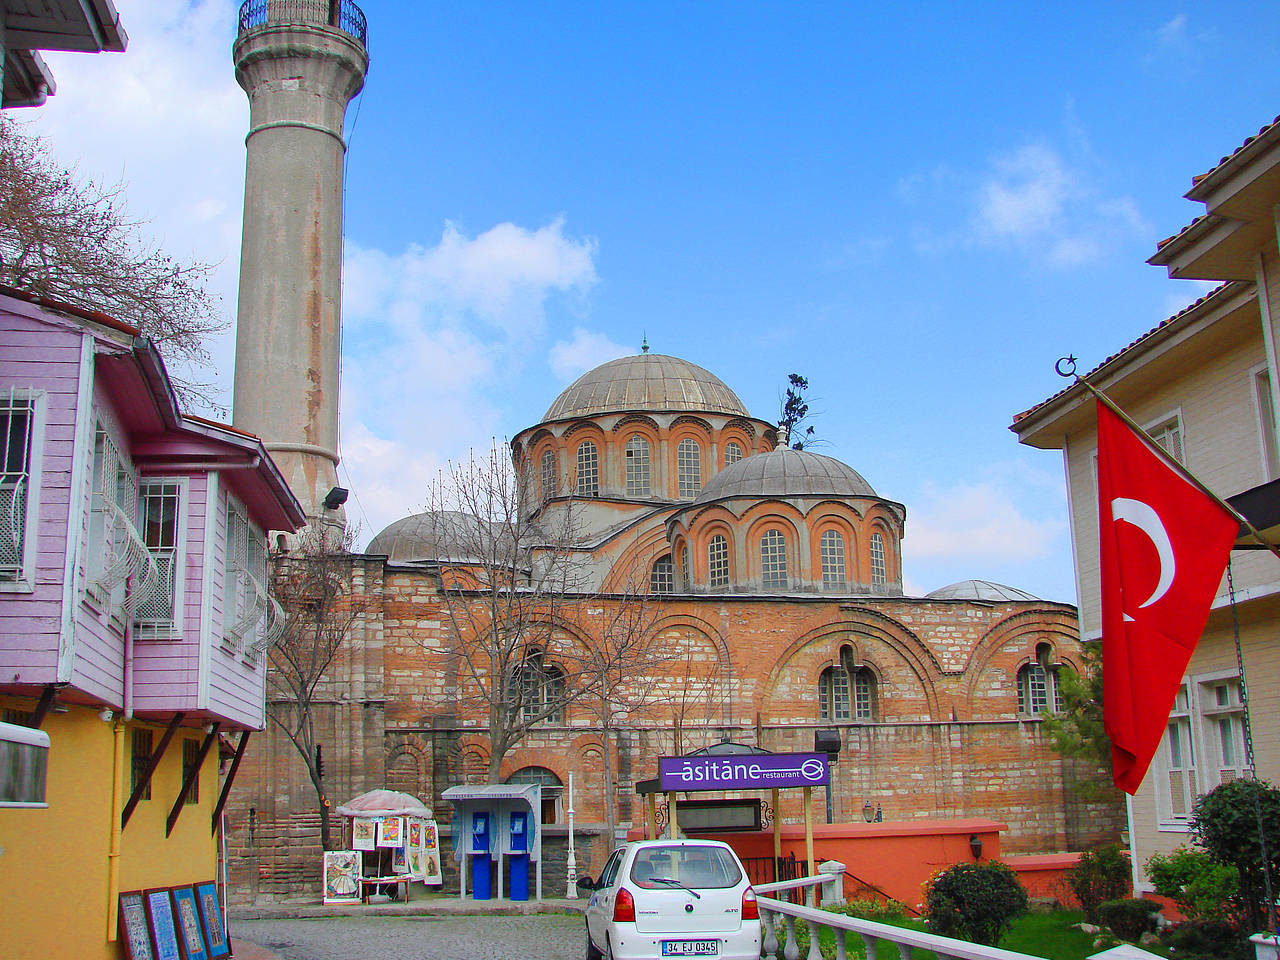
[661,941,718,956]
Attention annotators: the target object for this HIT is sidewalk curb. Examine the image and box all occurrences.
[231,898,587,921]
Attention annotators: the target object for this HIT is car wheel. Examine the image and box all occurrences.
[585,926,603,960]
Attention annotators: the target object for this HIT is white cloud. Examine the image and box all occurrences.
[26,0,246,412]
[338,221,600,545]
[1157,14,1188,46]
[972,142,1150,267]
[549,327,631,381]
[1162,279,1219,319]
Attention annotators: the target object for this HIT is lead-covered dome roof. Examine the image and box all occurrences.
[543,354,750,421]
[367,511,499,563]
[693,448,877,502]
[925,580,1041,602]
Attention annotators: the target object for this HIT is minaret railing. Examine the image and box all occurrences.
[237,0,367,45]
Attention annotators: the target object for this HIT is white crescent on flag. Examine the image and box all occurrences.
[1111,496,1176,620]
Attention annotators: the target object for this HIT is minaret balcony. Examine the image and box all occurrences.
[237,0,367,48]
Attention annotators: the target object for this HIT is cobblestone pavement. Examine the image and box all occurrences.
[235,914,585,960]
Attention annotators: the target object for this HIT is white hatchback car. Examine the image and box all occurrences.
[579,839,762,960]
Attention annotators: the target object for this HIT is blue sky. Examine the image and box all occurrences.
[26,2,1280,601]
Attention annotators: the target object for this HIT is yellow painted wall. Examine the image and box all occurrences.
[0,702,219,960]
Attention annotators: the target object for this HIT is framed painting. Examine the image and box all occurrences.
[144,887,183,960]
[351,817,376,851]
[391,844,409,874]
[192,881,231,960]
[376,816,404,847]
[407,840,424,878]
[170,886,210,960]
[119,890,156,960]
[322,850,362,904]
[407,818,423,849]
[422,819,443,884]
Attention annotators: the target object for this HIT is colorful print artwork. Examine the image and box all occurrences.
[376,816,404,847]
[352,817,376,851]
[193,880,230,960]
[170,886,209,960]
[145,888,182,960]
[408,818,423,848]
[119,891,155,960]
[392,844,409,873]
[322,851,362,904]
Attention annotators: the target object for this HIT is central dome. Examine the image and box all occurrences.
[543,354,750,421]
[693,448,877,502]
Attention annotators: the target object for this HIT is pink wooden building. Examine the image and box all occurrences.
[0,285,305,956]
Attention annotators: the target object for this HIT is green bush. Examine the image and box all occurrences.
[1159,918,1253,960]
[1190,778,1280,933]
[1146,846,1240,922]
[1067,843,1131,922]
[1096,897,1161,942]
[841,899,909,922]
[923,861,1030,946]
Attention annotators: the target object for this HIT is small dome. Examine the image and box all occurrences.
[693,448,877,502]
[543,354,750,421]
[367,511,497,563]
[925,580,1042,602]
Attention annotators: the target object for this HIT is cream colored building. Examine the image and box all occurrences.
[1012,115,1280,892]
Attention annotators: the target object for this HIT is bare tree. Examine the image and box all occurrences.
[0,118,224,405]
[266,526,366,850]
[428,444,654,784]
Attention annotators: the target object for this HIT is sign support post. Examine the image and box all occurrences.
[803,786,816,905]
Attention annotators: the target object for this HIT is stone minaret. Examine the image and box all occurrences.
[231,2,369,528]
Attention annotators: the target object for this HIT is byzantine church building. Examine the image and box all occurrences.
[228,352,1122,898]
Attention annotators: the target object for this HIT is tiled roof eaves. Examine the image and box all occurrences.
[0,282,141,337]
[1186,114,1280,201]
[1152,213,1210,253]
[1011,280,1241,426]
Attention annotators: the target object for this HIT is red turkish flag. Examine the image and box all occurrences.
[1097,400,1238,794]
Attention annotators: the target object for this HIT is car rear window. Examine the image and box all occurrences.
[629,846,743,889]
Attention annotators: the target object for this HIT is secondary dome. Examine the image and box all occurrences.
[368,511,497,563]
[925,580,1042,602]
[693,448,877,502]
[543,354,750,421]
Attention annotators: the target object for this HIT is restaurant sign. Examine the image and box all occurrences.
[658,753,829,792]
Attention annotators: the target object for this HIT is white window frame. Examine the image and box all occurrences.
[575,441,599,498]
[135,478,188,640]
[0,388,45,593]
[677,438,702,499]
[624,434,651,497]
[724,441,744,466]
[650,555,674,594]
[819,529,846,590]
[85,415,146,619]
[1252,363,1280,481]
[541,449,557,500]
[1155,682,1197,831]
[760,529,788,589]
[707,534,730,588]
[869,532,886,587]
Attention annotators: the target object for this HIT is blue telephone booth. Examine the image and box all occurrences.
[508,810,529,901]
[471,811,492,900]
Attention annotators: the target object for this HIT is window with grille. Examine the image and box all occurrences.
[1161,685,1196,822]
[869,533,886,587]
[541,449,557,500]
[681,545,691,591]
[820,530,846,589]
[0,391,38,585]
[576,442,599,497]
[131,729,153,800]
[87,424,139,608]
[761,530,788,589]
[1202,679,1247,786]
[820,666,875,722]
[183,738,200,804]
[650,555,674,594]
[708,534,730,588]
[677,438,702,498]
[625,435,651,497]
[510,652,565,723]
[136,481,182,637]
[1150,416,1184,464]
[724,441,744,466]
[1017,664,1055,714]
[223,499,266,651]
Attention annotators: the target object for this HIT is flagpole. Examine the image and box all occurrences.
[1057,357,1280,565]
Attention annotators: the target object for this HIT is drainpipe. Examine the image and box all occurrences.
[123,575,135,720]
[107,713,125,940]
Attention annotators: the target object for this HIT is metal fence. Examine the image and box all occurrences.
[237,0,367,46]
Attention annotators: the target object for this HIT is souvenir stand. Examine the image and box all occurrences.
[441,783,542,902]
[327,790,444,904]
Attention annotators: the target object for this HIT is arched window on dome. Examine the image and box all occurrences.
[625,435,651,497]
[681,545,691,591]
[510,649,565,724]
[650,555,674,594]
[819,665,876,721]
[724,441,744,466]
[576,441,599,497]
[677,438,702,498]
[541,449,557,500]
[869,532,886,587]
[819,530,846,590]
[760,529,788,589]
[708,534,730,588]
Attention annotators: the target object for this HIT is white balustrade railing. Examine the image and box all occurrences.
[756,874,1049,960]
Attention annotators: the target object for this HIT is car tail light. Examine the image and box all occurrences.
[742,886,759,920]
[614,887,636,922]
